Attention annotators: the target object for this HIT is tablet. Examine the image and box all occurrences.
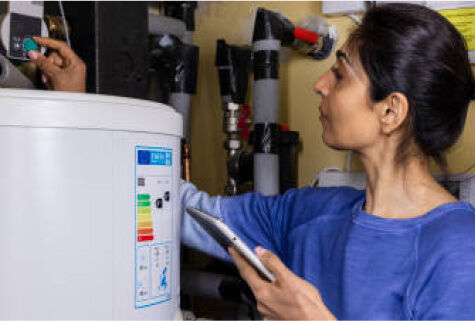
[185,206,276,282]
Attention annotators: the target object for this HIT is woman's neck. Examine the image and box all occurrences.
[357,149,457,219]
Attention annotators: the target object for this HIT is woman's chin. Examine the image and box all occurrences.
[321,134,346,151]
[321,132,333,147]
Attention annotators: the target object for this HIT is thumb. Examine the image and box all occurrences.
[255,246,291,280]
[29,51,61,78]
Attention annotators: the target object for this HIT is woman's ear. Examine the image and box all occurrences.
[376,92,409,135]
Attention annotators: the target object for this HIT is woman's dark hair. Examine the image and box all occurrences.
[348,3,474,170]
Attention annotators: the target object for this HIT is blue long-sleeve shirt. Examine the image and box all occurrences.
[180,180,475,320]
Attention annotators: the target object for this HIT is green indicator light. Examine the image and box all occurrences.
[23,38,38,52]
[137,201,151,207]
[137,194,150,200]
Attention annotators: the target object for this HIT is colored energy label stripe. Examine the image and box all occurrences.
[137,214,152,222]
[137,193,154,242]
[137,221,153,228]
[137,194,150,201]
[137,235,154,242]
[137,207,151,214]
[137,228,154,235]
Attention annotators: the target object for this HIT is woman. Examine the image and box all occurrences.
[33,3,475,319]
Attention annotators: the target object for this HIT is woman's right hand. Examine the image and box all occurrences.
[28,37,86,93]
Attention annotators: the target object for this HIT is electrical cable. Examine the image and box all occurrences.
[58,1,71,47]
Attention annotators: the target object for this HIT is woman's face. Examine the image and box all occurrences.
[314,45,381,151]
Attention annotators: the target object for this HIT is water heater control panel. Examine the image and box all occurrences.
[0,1,48,60]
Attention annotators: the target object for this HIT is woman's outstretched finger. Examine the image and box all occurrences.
[33,37,77,61]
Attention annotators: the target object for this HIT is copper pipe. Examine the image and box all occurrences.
[183,142,191,182]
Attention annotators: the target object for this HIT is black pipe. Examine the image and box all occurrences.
[162,1,197,32]
[252,8,295,45]
[227,151,254,184]
[279,130,300,193]
[215,39,252,104]
[150,35,199,96]
[231,129,300,192]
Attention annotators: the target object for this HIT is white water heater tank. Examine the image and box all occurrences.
[0,89,182,319]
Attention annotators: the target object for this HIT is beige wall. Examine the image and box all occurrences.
[190,1,475,195]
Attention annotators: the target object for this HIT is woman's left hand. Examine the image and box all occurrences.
[229,246,337,320]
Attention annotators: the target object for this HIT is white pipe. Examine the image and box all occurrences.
[0,55,35,89]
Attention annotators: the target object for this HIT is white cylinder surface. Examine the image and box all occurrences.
[0,89,183,319]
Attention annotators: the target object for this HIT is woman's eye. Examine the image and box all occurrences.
[331,67,343,81]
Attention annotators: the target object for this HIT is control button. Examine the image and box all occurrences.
[164,191,170,202]
[156,198,163,209]
[23,38,38,52]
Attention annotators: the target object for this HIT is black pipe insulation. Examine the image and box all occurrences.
[150,35,199,95]
[252,8,295,44]
[229,129,300,193]
[278,129,300,193]
[215,39,252,104]
[227,151,254,184]
[162,1,197,32]
[253,7,334,60]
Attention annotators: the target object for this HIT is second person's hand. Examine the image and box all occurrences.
[28,37,86,93]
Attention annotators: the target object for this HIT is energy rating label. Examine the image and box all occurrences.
[137,194,153,242]
[135,146,174,309]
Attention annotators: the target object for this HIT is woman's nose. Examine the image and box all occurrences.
[314,70,331,97]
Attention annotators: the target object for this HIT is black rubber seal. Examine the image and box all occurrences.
[253,123,279,154]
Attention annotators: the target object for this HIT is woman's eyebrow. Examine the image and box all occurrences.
[335,49,364,83]
[336,50,353,68]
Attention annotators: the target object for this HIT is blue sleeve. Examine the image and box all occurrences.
[180,181,356,264]
[219,189,289,258]
[179,180,230,261]
[180,179,292,262]
[411,212,475,320]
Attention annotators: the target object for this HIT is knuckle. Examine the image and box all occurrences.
[261,252,275,267]
[260,252,271,264]
[267,254,277,265]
